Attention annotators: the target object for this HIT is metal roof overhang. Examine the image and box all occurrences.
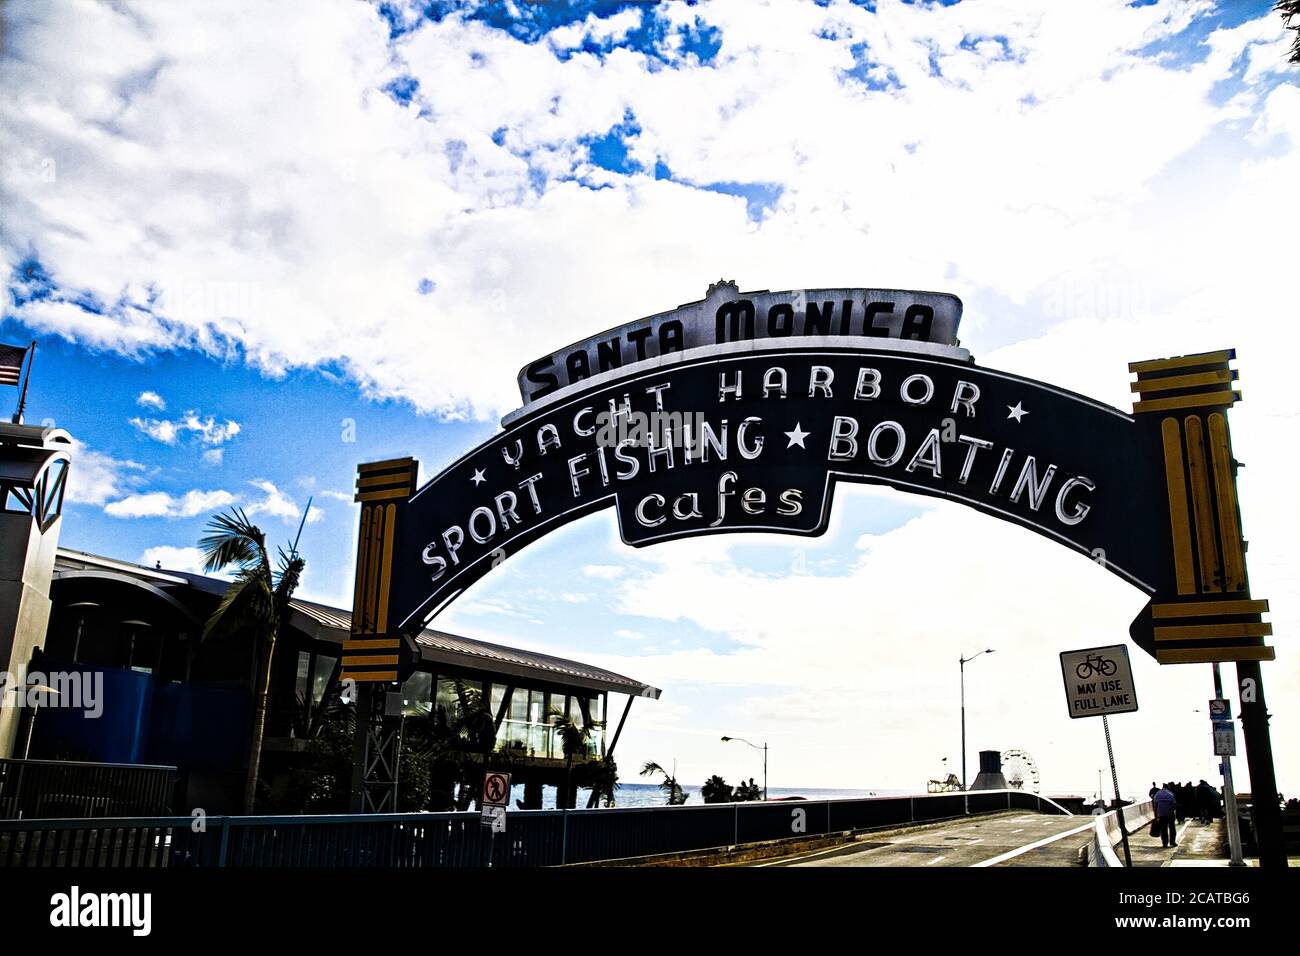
[51,569,202,627]
[50,549,661,700]
[290,599,661,699]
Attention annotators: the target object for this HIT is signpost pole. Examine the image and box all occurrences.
[1235,661,1284,868]
[1212,666,1245,867]
[1102,715,1132,867]
[479,770,511,868]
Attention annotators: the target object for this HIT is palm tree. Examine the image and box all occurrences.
[550,710,592,809]
[733,777,762,802]
[700,774,733,804]
[1280,2,1300,65]
[581,755,620,808]
[199,505,308,813]
[640,761,688,805]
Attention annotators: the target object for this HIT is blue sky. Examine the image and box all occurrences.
[3,0,1298,794]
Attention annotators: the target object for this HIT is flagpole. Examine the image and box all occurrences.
[13,340,35,424]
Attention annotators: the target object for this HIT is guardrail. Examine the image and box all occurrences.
[1089,799,1154,867]
[0,759,177,820]
[0,789,1066,868]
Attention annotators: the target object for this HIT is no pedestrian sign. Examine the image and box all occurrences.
[480,771,512,831]
[1060,644,1138,719]
[482,771,511,807]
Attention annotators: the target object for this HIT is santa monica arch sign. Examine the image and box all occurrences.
[341,281,1275,684]
[339,284,1288,855]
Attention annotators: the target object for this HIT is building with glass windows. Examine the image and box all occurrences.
[25,548,659,813]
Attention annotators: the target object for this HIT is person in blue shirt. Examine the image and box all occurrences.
[1153,783,1178,847]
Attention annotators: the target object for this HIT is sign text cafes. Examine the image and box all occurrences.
[396,345,1167,631]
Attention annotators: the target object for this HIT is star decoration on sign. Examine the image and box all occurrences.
[1007,402,1028,423]
[471,468,486,486]
[784,423,810,449]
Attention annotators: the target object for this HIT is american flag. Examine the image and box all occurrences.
[0,342,28,387]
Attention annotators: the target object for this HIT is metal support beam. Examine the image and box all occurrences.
[586,695,635,809]
[350,683,403,813]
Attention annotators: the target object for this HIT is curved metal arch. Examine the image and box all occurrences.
[339,342,1272,682]
[51,569,202,627]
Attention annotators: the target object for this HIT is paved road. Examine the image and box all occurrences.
[756,811,1204,867]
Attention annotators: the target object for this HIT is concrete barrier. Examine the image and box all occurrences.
[1089,799,1154,867]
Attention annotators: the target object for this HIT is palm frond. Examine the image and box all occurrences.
[274,550,305,601]
[202,568,274,642]
[1281,1,1300,64]
[199,507,266,572]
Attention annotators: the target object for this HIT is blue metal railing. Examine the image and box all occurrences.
[0,758,176,820]
[0,789,1065,868]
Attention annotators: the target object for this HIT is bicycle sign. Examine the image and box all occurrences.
[1074,653,1118,680]
[1060,644,1138,719]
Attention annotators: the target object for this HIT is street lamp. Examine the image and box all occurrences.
[959,649,995,792]
[721,736,767,801]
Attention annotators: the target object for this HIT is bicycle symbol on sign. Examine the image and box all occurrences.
[1075,654,1117,680]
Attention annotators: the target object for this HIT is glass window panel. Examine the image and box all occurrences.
[311,655,337,705]
[489,684,505,720]
[463,679,484,711]
[436,677,458,723]
[402,671,433,717]
[510,686,528,722]
[295,652,311,699]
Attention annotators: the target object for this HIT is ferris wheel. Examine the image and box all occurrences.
[1001,749,1040,793]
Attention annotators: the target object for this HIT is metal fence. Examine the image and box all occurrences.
[0,759,176,820]
[0,789,1065,868]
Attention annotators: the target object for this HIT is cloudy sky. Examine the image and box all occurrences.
[2,0,1297,798]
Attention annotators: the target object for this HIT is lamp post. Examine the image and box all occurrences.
[66,601,99,662]
[721,735,767,801]
[959,649,995,792]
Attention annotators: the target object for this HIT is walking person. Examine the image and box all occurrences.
[1196,780,1217,824]
[1153,782,1178,848]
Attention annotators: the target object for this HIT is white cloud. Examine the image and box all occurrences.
[201,448,224,466]
[128,417,180,444]
[105,488,236,519]
[316,489,355,503]
[96,476,317,525]
[138,545,207,574]
[583,564,625,579]
[63,439,145,507]
[2,1,1292,422]
[549,7,644,52]
[130,411,241,446]
[245,479,322,524]
[136,390,166,410]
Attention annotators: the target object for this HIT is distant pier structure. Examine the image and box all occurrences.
[968,750,1009,791]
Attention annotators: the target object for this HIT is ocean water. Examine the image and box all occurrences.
[509,782,914,810]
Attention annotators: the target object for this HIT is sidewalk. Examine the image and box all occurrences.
[1137,818,1271,867]
[1123,818,1209,866]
